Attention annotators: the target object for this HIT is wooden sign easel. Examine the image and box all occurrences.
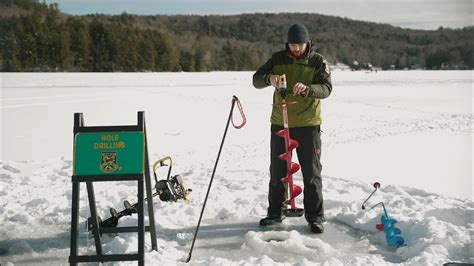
[69,112,157,265]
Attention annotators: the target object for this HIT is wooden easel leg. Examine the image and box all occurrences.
[69,181,80,266]
[86,182,102,255]
[138,177,145,266]
[144,143,158,251]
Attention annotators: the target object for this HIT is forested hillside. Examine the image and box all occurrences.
[1,0,472,71]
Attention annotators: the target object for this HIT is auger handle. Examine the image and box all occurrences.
[152,156,173,182]
[361,182,381,209]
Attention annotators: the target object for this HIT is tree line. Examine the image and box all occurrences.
[1,0,472,72]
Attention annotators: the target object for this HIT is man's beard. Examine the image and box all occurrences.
[288,46,309,59]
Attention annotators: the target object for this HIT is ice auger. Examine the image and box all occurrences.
[275,74,304,217]
[362,182,406,248]
[86,156,192,233]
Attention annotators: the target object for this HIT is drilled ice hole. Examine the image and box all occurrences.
[260,231,290,243]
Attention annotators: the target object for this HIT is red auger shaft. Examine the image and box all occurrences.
[274,74,303,215]
[278,100,301,209]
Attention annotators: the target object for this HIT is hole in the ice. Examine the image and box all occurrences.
[0,248,8,255]
[261,233,290,243]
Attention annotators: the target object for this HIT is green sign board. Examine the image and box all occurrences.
[74,131,144,175]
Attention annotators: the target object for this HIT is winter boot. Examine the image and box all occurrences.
[259,215,285,226]
[308,216,326,234]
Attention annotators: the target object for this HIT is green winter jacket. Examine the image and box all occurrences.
[253,46,332,127]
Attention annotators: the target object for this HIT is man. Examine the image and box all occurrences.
[252,24,332,233]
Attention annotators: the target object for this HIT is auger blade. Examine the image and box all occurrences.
[289,139,299,150]
[292,185,302,197]
[289,162,300,175]
[282,185,302,204]
[278,152,291,161]
[276,130,285,138]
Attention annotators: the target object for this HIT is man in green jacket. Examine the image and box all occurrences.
[253,24,332,233]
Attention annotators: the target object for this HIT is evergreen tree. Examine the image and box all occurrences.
[89,19,112,71]
[3,29,21,71]
[180,50,196,72]
[136,30,157,71]
[426,48,451,69]
[153,32,180,71]
[66,17,91,70]
[58,26,72,70]
[193,37,211,71]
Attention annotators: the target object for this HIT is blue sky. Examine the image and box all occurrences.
[45,0,472,30]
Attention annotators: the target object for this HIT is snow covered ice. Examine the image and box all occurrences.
[0,71,473,265]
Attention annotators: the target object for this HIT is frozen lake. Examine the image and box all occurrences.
[1,71,473,265]
[2,71,472,199]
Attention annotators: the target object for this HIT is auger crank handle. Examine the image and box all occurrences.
[361,182,381,210]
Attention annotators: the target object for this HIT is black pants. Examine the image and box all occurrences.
[268,124,324,222]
